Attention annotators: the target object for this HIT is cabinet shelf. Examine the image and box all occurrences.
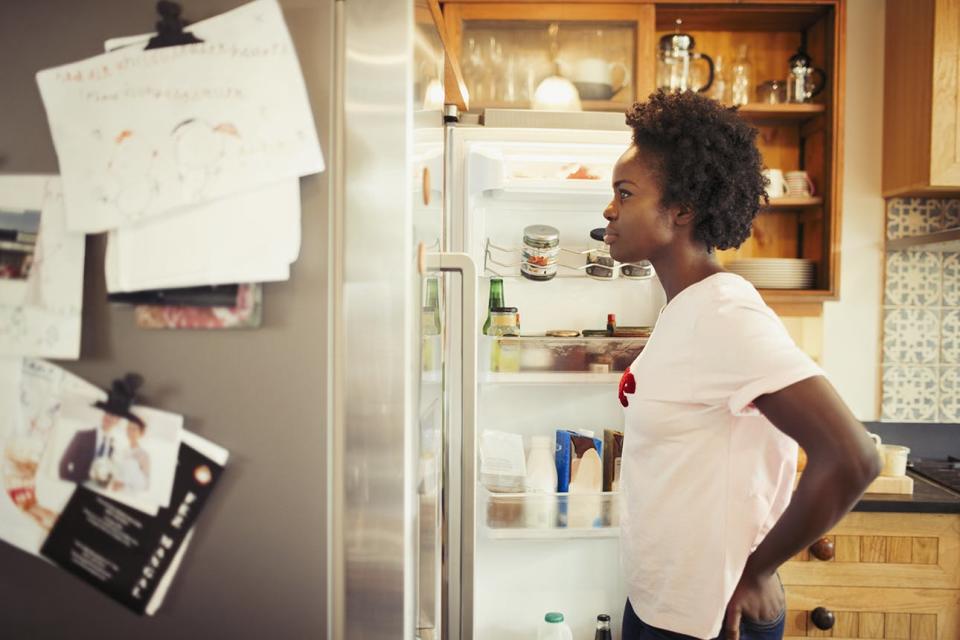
[886,228,960,252]
[764,196,823,209]
[736,103,827,123]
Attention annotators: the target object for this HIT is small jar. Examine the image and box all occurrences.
[620,260,654,280]
[489,306,520,372]
[521,224,559,281]
[489,306,520,336]
[586,228,616,280]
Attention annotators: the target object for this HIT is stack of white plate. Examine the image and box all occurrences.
[726,258,816,289]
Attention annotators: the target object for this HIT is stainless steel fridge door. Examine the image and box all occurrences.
[334,0,417,638]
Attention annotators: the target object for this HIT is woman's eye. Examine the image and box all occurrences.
[618,189,632,200]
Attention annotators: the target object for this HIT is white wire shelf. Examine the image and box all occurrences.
[483,239,655,281]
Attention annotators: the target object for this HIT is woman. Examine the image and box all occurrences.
[607,91,880,640]
[110,417,150,494]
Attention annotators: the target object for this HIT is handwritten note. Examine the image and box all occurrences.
[36,0,323,233]
[0,176,85,359]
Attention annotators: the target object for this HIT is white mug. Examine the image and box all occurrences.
[763,169,787,199]
[785,170,816,197]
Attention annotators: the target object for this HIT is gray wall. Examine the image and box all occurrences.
[0,1,332,636]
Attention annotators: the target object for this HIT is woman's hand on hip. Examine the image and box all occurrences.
[723,569,784,640]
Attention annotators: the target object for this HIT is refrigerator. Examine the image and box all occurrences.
[337,1,669,633]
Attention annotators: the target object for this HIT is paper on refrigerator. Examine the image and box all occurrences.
[104,180,300,292]
[0,359,104,557]
[0,176,85,359]
[36,0,324,233]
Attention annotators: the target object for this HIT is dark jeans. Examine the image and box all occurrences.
[622,599,785,640]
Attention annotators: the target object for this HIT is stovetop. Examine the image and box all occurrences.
[909,456,960,494]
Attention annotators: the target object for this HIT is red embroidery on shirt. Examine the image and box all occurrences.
[618,369,636,407]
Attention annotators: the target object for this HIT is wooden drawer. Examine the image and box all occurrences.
[781,513,960,590]
[783,585,960,640]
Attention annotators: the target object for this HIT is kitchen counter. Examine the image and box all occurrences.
[852,472,960,514]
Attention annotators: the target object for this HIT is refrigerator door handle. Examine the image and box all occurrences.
[421,246,477,640]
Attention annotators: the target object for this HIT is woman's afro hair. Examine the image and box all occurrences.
[625,91,768,251]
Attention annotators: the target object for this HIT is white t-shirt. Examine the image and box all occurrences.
[620,272,824,639]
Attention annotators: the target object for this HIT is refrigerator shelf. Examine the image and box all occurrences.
[480,335,647,382]
[483,488,621,536]
[484,239,655,281]
[480,372,623,385]
[482,179,611,203]
[485,527,620,540]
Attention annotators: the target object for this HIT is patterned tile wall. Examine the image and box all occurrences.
[882,198,960,422]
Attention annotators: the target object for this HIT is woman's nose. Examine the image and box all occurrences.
[603,201,617,221]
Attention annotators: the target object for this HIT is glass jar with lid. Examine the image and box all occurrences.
[489,306,520,372]
[488,306,520,336]
[620,260,654,280]
[521,224,560,281]
[585,227,616,279]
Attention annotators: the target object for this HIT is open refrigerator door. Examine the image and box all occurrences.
[446,127,668,639]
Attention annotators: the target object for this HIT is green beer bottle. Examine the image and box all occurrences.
[482,278,504,336]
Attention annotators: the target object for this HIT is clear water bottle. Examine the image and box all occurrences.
[538,612,573,640]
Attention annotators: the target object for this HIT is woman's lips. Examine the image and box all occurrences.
[604,232,618,244]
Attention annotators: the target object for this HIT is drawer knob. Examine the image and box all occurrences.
[422,167,431,206]
[809,537,835,561]
[811,607,835,630]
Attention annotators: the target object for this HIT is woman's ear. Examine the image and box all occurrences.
[672,206,696,227]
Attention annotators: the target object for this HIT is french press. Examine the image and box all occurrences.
[657,19,714,94]
[786,49,826,103]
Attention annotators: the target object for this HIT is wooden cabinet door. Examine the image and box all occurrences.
[930,0,960,187]
[783,585,960,640]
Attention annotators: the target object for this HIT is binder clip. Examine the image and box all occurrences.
[93,373,146,427]
[145,1,204,50]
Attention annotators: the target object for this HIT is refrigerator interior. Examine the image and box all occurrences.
[449,128,668,639]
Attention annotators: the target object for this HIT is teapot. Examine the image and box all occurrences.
[786,49,826,103]
[657,19,714,94]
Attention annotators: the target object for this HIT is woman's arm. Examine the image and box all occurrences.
[724,375,882,638]
[750,375,881,578]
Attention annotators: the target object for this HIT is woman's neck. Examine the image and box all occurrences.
[652,247,724,303]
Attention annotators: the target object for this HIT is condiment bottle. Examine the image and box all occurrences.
[594,614,613,640]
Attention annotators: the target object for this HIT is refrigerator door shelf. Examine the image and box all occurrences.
[484,240,656,281]
[482,486,621,538]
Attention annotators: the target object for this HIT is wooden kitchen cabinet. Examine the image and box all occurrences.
[781,512,960,639]
[883,0,960,197]
[441,0,846,306]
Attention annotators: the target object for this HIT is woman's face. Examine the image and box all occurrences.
[602,145,676,264]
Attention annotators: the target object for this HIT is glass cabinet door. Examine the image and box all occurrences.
[444,4,655,114]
